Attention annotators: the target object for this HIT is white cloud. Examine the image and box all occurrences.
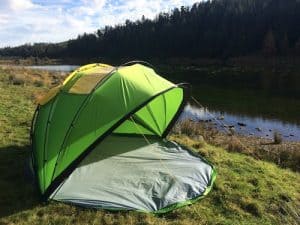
[0,0,35,11]
[0,0,200,47]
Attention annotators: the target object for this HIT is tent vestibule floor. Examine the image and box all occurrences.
[51,135,214,212]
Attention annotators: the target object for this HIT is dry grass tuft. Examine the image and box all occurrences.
[174,119,201,136]
[1,65,66,89]
[33,79,45,87]
[227,137,248,153]
[9,74,26,85]
[273,131,282,144]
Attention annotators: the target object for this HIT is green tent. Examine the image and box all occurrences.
[31,62,216,213]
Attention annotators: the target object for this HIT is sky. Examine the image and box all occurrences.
[0,0,199,47]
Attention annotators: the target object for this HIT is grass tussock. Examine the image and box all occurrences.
[0,66,66,105]
[227,137,249,153]
[1,65,65,88]
[273,131,283,144]
[172,119,300,172]
[173,119,204,137]
[8,74,26,85]
[0,65,300,225]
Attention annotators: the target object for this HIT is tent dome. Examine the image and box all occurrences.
[31,62,216,213]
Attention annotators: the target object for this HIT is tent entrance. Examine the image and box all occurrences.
[50,135,215,212]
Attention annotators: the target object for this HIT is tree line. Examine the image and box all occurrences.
[1,0,300,60]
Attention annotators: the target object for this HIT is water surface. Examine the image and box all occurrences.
[181,84,300,141]
[28,65,79,72]
[182,104,300,141]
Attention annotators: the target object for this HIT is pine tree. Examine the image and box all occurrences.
[263,29,277,56]
[295,38,300,56]
[280,33,289,55]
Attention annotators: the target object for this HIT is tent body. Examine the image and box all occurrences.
[31,62,216,213]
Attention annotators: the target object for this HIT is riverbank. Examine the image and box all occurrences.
[0,65,299,224]
[0,57,61,66]
[0,64,66,89]
[171,120,300,172]
[158,56,300,99]
[2,56,300,98]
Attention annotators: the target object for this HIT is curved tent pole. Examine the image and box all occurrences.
[119,60,155,69]
[43,83,189,200]
[42,94,60,192]
[30,105,40,191]
[30,105,39,147]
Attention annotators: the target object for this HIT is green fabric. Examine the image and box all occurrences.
[32,64,184,194]
[114,88,183,135]
[33,93,87,192]
[33,99,53,191]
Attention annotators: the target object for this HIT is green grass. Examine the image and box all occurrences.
[0,67,299,225]
[0,71,38,147]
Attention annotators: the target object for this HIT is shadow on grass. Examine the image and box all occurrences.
[0,145,39,218]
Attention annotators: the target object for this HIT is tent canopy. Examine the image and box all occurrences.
[31,62,216,213]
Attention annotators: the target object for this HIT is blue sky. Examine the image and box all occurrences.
[0,0,199,47]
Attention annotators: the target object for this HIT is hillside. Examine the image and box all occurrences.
[0,66,299,224]
[0,0,300,60]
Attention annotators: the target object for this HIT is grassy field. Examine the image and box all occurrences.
[0,66,299,225]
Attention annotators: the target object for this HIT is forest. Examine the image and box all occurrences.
[0,0,300,60]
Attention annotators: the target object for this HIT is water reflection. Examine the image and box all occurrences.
[181,104,300,141]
